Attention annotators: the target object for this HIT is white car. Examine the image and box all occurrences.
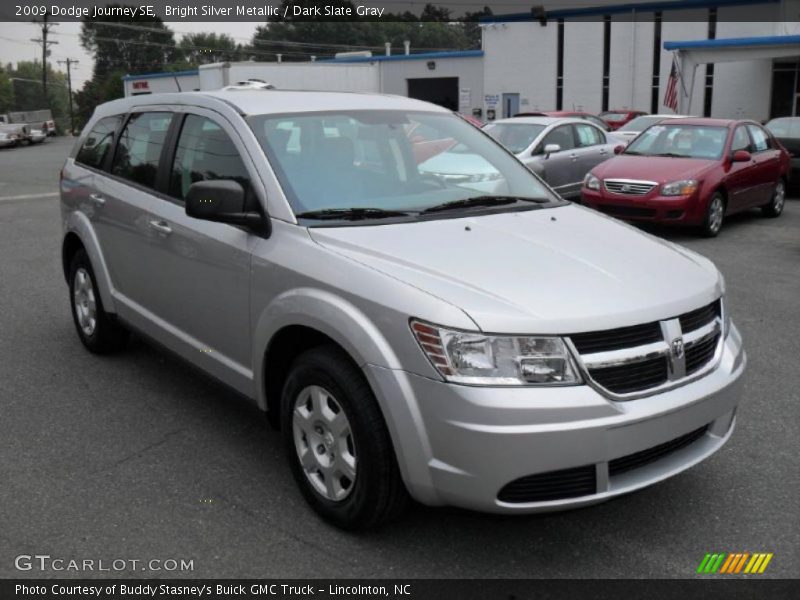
[615,114,692,143]
[29,129,47,144]
[0,131,18,148]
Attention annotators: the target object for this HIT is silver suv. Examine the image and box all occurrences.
[61,91,745,529]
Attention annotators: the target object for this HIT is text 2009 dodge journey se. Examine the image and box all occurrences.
[61,91,745,529]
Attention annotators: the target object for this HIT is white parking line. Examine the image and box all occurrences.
[0,192,59,202]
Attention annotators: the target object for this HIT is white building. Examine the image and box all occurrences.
[122,0,799,123]
[480,0,800,121]
[123,51,485,117]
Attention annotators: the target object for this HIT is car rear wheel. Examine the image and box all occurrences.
[762,179,786,218]
[281,345,408,530]
[701,193,725,237]
[68,249,129,353]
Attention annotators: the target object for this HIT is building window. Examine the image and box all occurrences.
[650,12,662,114]
[703,8,717,117]
[602,15,611,112]
[556,19,564,110]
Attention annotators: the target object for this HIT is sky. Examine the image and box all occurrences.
[0,21,261,89]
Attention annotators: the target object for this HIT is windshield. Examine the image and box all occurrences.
[248,111,559,222]
[619,116,664,132]
[482,123,546,154]
[766,118,800,138]
[600,112,629,122]
[625,124,728,159]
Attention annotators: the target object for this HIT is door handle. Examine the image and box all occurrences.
[149,219,173,235]
[89,193,106,205]
[569,153,579,161]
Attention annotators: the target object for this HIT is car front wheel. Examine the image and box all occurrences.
[281,345,408,530]
[701,193,725,237]
[762,179,786,218]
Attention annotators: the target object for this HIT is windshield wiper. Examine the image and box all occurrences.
[420,195,549,215]
[653,152,687,158]
[295,207,411,221]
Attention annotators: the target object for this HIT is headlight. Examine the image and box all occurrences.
[661,179,698,196]
[584,173,601,191]
[721,296,731,339]
[410,320,582,386]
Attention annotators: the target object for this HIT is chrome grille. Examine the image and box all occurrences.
[568,300,723,399]
[603,179,657,195]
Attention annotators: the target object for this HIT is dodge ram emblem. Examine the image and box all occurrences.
[671,338,685,359]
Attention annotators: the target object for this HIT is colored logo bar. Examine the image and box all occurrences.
[697,552,773,574]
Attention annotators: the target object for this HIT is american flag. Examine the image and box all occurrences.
[664,55,680,112]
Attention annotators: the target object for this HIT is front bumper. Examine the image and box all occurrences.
[365,323,745,514]
[581,187,706,225]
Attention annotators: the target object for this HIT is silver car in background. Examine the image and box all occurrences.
[60,91,745,530]
[483,117,617,198]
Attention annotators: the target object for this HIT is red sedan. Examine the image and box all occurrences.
[581,118,790,236]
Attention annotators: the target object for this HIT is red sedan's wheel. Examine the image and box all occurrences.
[762,179,786,218]
[701,193,725,237]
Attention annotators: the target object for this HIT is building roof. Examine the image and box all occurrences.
[122,69,199,82]
[664,34,800,51]
[323,50,484,64]
[481,0,778,23]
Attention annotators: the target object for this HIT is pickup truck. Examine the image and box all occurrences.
[0,109,56,137]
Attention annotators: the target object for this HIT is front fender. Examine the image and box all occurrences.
[253,287,404,411]
[253,288,440,504]
[63,211,116,313]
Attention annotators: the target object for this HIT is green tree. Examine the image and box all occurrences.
[0,67,13,114]
[251,0,476,62]
[80,5,177,79]
[4,61,70,131]
[179,32,243,65]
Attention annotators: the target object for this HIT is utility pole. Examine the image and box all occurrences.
[58,58,78,135]
[31,10,58,100]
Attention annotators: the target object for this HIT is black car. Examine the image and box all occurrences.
[766,117,800,188]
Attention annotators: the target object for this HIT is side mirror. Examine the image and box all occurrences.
[185,180,268,234]
[613,145,625,155]
[543,143,561,157]
[731,150,752,162]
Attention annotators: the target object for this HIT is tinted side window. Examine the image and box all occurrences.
[542,125,576,151]
[168,115,252,201]
[574,123,603,147]
[746,125,770,152]
[76,116,121,169]
[111,112,173,189]
[731,126,752,153]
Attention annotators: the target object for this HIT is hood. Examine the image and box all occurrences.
[308,205,722,334]
[593,155,718,183]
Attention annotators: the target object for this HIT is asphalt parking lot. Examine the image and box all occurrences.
[1,137,798,579]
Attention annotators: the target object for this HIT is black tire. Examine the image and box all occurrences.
[68,249,129,353]
[281,345,408,530]
[761,178,786,218]
[700,192,725,237]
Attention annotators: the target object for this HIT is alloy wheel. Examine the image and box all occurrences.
[292,385,357,501]
[73,267,97,337]
[708,195,724,234]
